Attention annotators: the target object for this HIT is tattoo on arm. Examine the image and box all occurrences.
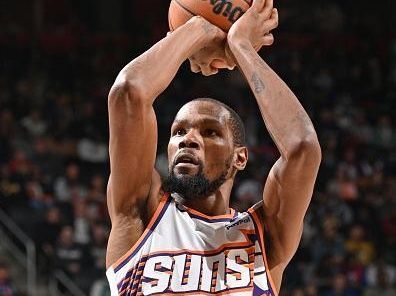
[251,72,265,93]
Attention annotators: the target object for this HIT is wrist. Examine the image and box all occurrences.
[174,17,210,57]
[227,34,253,53]
[189,17,218,41]
[189,16,225,43]
[182,17,210,53]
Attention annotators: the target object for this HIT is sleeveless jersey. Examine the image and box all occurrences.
[106,194,277,296]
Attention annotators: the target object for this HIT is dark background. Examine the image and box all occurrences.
[0,0,395,295]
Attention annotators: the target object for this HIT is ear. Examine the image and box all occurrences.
[233,146,248,171]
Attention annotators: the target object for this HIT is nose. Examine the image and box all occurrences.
[178,130,200,149]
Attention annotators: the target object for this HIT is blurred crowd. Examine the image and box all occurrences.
[0,0,395,295]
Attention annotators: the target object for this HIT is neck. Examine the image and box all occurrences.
[174,178,234,216]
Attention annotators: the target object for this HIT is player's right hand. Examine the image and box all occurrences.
[188,16,235,76]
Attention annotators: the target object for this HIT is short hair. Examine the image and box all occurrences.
[190,98,246,147]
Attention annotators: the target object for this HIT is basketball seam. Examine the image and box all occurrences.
[173,0,196,17]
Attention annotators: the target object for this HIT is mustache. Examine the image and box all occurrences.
[171,158,204,172]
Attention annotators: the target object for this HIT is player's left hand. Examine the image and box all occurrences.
[228,0,278,51]
[187,17,235,76]
[188,42,235,76]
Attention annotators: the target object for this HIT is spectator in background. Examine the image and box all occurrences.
[53,226,89,277]
[380,208,396,264]
[20,109,47,138]
[290,287,305,296]
[85,174,107,224]
[311,218,345,265]
[0,263,14,296]
[30,137,61,184]
[76,136,108,164]
[36,206,62,256]
[8,150,32,179]
[365,259,396,295]
[328,166,359,203]
[90,278,110,296]
[25,180,46,211]
[305,282,319,296]
[325,273,360,296]
[345,224,375,266]
[364,272,396,296]
[73,200,91,245]
[89,223,108,278]
[374,116,394,150]
[54,163,86,202]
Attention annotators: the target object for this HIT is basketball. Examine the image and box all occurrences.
[168,0,252,32]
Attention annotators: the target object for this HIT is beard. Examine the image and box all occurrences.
[162,157,231,200]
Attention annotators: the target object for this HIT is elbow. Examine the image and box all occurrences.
[108,77,150,108]
[287,133,322,166]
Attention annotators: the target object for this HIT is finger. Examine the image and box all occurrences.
[201,69,218,76]
[261,33,274,46]
[262,9,279,32]
[189,59,200,73]
[201,64,218,76]
[252,0,266,12]
[211,59,236,70]
[211,59,226,69]
[273,8,279,28]
[271,8,279,22]
[261,0,273,18]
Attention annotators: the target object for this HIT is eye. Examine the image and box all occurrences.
[174,128,186,136]
[203,129,218,137]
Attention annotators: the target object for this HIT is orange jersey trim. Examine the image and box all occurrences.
[248,207,279,296]
[182,204,236,221]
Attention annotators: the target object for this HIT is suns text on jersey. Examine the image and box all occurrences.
[118,247,269,295]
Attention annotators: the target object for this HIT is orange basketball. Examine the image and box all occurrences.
[168,0,252,32]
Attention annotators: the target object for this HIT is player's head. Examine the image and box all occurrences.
[163,98,248,199]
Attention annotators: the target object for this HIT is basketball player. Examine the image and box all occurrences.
[106,0,321,295]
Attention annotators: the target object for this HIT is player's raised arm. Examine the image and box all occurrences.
[227,0,321,290]
[106,16,225,267]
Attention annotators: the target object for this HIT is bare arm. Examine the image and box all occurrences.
[107,17,222,268]
[227,0,321,290]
